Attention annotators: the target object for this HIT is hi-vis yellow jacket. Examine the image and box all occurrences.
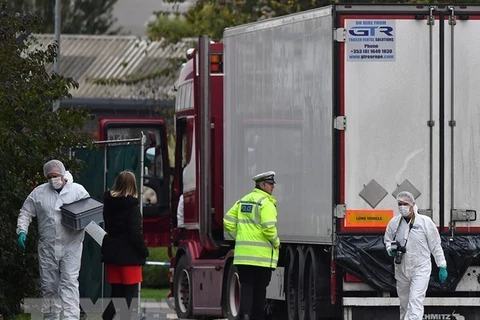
[224,188,280,269]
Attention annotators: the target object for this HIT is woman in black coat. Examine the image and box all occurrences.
[101,171,149,320]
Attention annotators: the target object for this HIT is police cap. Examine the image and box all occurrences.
[252,171,276,184]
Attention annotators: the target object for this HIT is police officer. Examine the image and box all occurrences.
[224,171,280,320]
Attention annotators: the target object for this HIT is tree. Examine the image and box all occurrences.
[148,0,480,44]
[0,2,92,317]
[8,0,121,35]
[147,0,333,43]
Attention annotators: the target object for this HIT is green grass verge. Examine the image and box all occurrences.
[143,247,170,288]
[141,287,170,301]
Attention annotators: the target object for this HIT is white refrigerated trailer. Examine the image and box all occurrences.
[221,4,480,320]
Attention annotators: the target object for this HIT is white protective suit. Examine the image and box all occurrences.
[384,205,446,320]
[17,170,89,320]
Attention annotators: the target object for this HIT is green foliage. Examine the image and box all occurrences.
[148,13,196,44]
[148,0,480,44]
[141,288,170,301]
[148,1,252,43]
[142,248,170,289]
[182,1,248,42]
[148,0,333,43]
[0,2,92,317]
[8,0,121,35]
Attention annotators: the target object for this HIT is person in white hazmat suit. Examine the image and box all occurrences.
[16,159,90,320]
[384,191,448,320]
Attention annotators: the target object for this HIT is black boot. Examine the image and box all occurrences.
[102,300,116,320]
[240,315,250,320]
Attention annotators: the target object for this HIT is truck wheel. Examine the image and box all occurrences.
[305,249,319,320]
[305,246,333,319]
[295,247,306,320]
[224,264,240,320]
[174,255,193,318]
[285,246,298,320]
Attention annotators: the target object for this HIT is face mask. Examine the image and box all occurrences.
[398,205,410,217]
[48,177,64,190]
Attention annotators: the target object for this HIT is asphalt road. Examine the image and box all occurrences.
[140,300,177,319]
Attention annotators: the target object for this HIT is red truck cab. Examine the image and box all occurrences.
[99,118,172,247]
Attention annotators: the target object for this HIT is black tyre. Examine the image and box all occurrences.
[174,255,193,319]
[223,264,240,320]
[305,246,335,320]
[296,247,306,320]
[285,246,298,320]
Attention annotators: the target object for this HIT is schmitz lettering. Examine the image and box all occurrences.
[423,311,465,320]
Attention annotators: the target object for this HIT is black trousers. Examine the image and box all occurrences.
[102,283,138,320]
[237,265,272,320]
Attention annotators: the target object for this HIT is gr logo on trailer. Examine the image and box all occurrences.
[349,26,394,37]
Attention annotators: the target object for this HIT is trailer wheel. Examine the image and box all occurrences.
[285,246,298,320]
[305,249,319,320]
[174,255,193,319]
[295,247,306,320]
[223,264,240,320]
[305,246,334,319]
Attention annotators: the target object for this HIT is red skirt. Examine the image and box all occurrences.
[106,264,143,285]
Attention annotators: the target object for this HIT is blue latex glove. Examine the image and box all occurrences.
[388,248,397,257]
[17,232,26,250]
[439,266,448,284]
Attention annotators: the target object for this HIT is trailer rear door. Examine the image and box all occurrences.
[443,8,480,233]
[339,5,480,233]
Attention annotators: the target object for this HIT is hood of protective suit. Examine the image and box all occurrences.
[64,171,74,185]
